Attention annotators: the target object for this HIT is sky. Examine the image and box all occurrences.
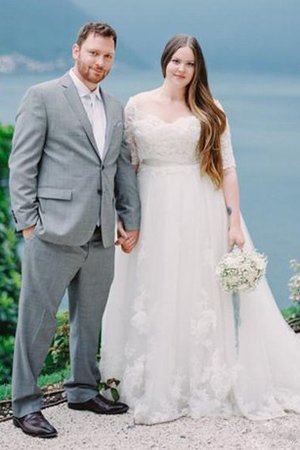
[71,0,300,73]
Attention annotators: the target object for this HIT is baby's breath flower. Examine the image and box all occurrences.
[216,247,267,294]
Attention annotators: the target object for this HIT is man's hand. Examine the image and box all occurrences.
[121,230,139,253]
[115,220,139,253]
[22,225,36,240]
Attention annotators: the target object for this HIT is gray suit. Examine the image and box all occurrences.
[9,72,140,417]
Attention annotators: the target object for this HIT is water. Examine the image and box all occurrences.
[1,69,300,309]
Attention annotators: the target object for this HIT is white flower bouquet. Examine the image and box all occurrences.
[216,247,267,294]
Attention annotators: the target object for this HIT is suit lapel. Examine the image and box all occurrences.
[101,90,116,161]
[61,73,101,161]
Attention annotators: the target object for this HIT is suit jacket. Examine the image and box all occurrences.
[9,72,140,247]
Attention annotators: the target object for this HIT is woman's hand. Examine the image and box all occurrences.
[228,224,245,249]
[115,220,139,253]
[120,230,139,253]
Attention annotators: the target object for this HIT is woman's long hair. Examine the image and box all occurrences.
[161,35,226,189]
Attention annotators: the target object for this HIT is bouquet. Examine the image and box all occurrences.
[216,247,267,294]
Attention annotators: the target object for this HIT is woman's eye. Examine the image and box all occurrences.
[172,59,180,64]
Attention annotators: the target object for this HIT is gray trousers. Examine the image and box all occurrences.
[12,228,115,418]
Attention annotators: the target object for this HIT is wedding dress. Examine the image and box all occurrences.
[100,97,300,424]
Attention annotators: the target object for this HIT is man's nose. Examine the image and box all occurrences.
[95,55,105,66]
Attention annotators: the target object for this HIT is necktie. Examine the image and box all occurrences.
[88,93,106,158]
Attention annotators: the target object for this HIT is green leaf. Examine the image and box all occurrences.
[111,388,120,403]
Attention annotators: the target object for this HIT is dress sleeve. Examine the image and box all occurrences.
[124,97,139,165]
[215,99,236,170]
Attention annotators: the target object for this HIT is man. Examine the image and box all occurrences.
[9,22,140,438]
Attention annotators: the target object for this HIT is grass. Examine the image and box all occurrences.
[0,368,70,401]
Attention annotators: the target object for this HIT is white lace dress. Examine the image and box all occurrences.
[100,97,300,424]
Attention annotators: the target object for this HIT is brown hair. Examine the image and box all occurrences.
[161,34,227,189]
[76,22,117,48]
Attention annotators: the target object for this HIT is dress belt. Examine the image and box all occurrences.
[141,159,199,167]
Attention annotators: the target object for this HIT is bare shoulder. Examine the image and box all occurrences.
[130,89,160,108]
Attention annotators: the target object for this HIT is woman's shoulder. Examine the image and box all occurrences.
[127,89,160,109]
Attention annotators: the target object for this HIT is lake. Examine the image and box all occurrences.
[1,68,299,309]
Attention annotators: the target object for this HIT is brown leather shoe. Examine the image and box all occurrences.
[13,411,57,438]
[68,393,129,415]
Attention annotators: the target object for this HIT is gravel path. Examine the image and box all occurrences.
[1,405,300,449]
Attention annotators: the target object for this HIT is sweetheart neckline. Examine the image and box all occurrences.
[136,112,199,126]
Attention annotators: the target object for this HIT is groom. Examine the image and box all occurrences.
[9,22,140,438]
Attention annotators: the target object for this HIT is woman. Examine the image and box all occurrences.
[100,35,300,424]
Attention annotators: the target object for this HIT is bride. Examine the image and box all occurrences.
[100,34,300,424]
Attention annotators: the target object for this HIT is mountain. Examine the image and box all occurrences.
[0,0,147,73]
[1,0,299,74]
[71,0,300,73]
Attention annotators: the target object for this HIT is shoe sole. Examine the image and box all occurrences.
[13,417,58,438]
[68,404,129,414]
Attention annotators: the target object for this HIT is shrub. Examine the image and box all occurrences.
[0,123,21,384]
[284,259,300,333]
[42,311,70,375]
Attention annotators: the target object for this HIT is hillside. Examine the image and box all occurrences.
[0,0,147,72]
[72,0,300,74]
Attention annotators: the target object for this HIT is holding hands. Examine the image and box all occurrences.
[115,220,139,253]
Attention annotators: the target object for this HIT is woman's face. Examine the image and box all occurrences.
[165,46,195,88]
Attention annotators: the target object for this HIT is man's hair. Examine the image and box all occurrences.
[76,22,117,47]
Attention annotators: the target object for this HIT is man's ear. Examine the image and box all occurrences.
[72,43,79,61]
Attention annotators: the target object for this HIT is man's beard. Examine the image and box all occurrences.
[90,66,107,82]
[77,60,109,84]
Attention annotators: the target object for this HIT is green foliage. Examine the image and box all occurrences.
[283,259,300,333]
[0,367,71,401]
[37,367,70,388]
[0,336,15,385]
[281,304,299,319]
[286,312,300,333]
[0,123,72,385]
[0,123,21,384]
[0,124,13,181]
[42,311,70,375]
[283,302,300,333]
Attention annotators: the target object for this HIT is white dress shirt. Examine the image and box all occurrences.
[69,69,107,159]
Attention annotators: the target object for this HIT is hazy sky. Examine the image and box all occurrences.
[71,0,300,72]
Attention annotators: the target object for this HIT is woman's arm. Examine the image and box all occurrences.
[222,167,245,249]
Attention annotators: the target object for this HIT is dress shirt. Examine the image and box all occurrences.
[69,69,107,159]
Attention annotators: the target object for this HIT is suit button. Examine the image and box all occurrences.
[97,189,102,195]
[102,165,105,170]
